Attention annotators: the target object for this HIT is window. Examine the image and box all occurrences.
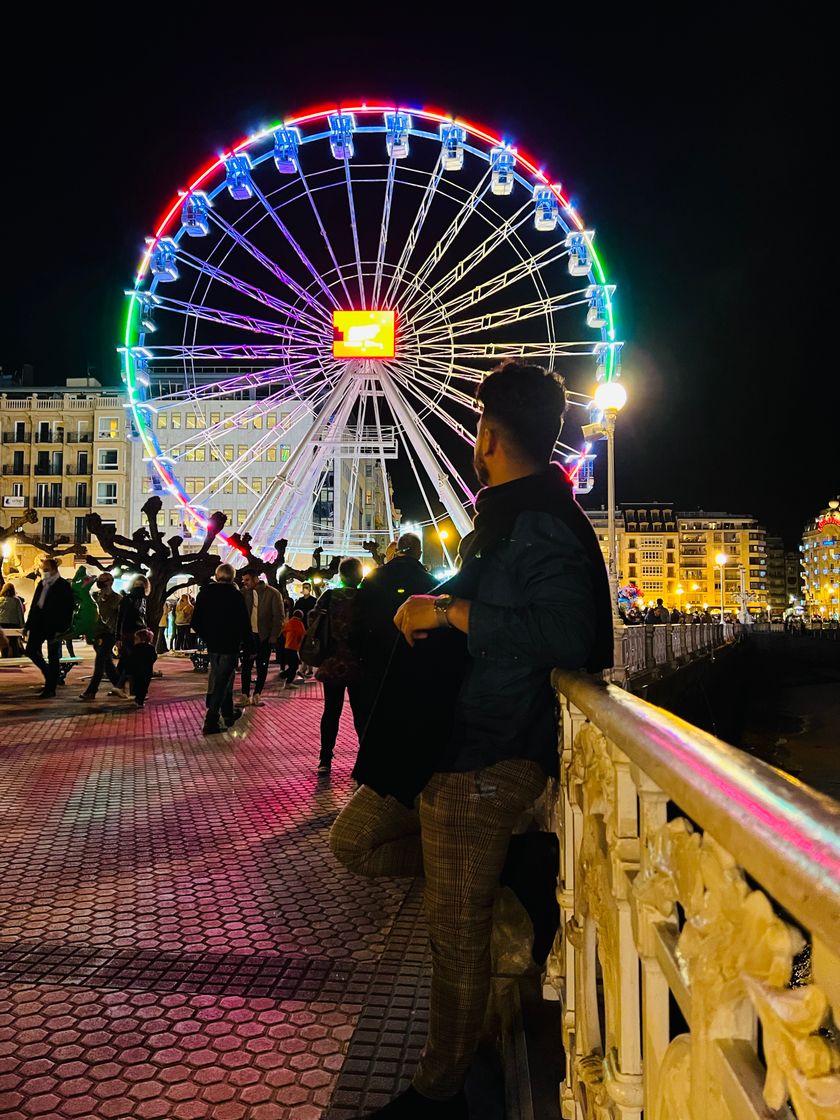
[223,446,234,462]
[252,477,263,494]
[223,509,233,523]
[223,481,233,494]
[74,517,89,545]
[14,421,26,441]
[210,412,221,427]
[252,415,263,429]
[42,516,55,544]
[266,447,277,462]
[11,483,23,498]
[77,451,89,473]
[75,482,88,505]
[171,414,182,429]
[642,565,663,576]
[169,510,180,528]
[96,482,118,506]
[641,550,661,561]
[156,414,168,429]
[11,451,24,474]
[97,449,119,471]
[142,477,152,494]
[267,414,277,428]
[280,445,290,462]
[238,481,248,494]
[238,445,247,460]
[98,417,119,440]
[185,478,200,495]
[224,418,234,429]
[237,510,247,526]
[185,413,205,429]
[185,446,206,462]
[210,447,220,461]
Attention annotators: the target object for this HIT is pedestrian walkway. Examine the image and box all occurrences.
[0,655,432,1120]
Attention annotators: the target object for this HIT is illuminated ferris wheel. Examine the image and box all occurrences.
[121,102,623,562]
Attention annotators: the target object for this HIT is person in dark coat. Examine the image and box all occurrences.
[191,563,251,735]
[352,533,437,744]
[330,360,613,1118]
[79,572,122,700]
[125,628,157,708]
[23,557,75,698]
[112,576,149,696]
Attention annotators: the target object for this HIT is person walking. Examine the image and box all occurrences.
[307,557,366,775]
[352,532,437,736]
[0,583,25,656]
[279,609,306,689]
[112,576,149,697]
[124,628,157,709]
[23,557,75,698]
[330,360,612,1118]
[174,593,195,649]
[79,572,122,700]
[239,568,284,706]
[191,564,251,735]
[295,581,319,678]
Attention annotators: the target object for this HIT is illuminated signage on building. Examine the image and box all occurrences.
[333,310,396,359]
[817,515,840,530]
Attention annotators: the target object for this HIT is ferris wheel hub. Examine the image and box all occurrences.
[333,310,396,360]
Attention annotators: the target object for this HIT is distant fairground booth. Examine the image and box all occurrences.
[120,103,624,570]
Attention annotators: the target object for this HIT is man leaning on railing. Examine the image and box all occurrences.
[330,360,614,1119]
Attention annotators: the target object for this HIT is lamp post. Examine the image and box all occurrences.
[715,552,728,621]
[592,380,628,618]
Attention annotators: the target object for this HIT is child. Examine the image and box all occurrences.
[126,628,158,708]
[279,610,306,689]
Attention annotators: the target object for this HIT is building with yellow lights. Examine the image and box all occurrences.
[800,499,840,619]
[586,504,770,616]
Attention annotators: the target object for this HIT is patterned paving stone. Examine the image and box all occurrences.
[0,656,432,1117]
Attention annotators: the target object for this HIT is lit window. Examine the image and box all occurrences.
[266,447,277,462]
[223,446,234,462]
[280,445,290,462]
[98,417,119,440]
[238,481,248,494]
[210,412,221,427]
[267,414,277,429]
[169,510,180,528]
[252,415,263,430]
[171,414,182,429]
[253,477,263,493]
[157,414,168,429]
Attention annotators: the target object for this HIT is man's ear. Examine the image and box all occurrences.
[483,423,501,457]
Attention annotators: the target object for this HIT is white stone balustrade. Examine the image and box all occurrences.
[613,624,741,686]
[545,670,840,1120]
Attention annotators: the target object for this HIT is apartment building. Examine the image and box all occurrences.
[800,499,840,619]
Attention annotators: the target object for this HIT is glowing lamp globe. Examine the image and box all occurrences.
[715,552,728,566]
[593,380,627,413]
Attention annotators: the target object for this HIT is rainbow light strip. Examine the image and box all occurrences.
[123,102,617,541]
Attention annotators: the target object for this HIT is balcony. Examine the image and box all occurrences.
[65,465,92,476]
[65,433,93,443]
[2,433,29,443]
[1,465,28,476]
[33,465,64,476]
[34,433,64,444]
[33,499,62,509]
[64,498,91,509]
[545,670,840,1118]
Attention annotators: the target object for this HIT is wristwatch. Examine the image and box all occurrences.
[434,594,454,627]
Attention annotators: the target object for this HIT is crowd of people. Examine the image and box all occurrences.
[620,597,735,625]
[3,360,620,1118]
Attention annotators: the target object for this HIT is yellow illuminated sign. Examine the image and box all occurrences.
[333,310,396,359]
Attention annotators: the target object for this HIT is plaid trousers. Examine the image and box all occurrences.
[329,758,546,1099]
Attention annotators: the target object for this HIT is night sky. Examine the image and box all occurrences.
[3,17,830,546]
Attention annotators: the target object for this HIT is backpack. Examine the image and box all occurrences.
[312,589,361,686]
[300,604,329,667]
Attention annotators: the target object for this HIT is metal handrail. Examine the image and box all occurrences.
[553,669,840,945]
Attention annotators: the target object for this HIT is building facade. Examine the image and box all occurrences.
[0,379,134,577]
[800,499,840,619]
[585,503,770,616]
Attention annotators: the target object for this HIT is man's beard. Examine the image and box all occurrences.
[473,449,490,486]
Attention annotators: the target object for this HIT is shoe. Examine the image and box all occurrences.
[108,688,128,698]
[286,682,299,690]
[357,1085,468,1118]
[316,762,331,775]
[238,692,250,707]
[57,677,67,687]
[251,694,266,707]
[135,701,145,709]
[79,692,96,701]
[202,720,223,735]
[38,689,57,699]
[276,680,286,690]
[500,831,560,966]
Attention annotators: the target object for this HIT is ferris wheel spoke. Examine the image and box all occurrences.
[163,389,316,456]
[409,241,572,331]
[339,379,369,551]
[183,222,331,327]
[389,368,477,464]
[428,341,600,360]
[138,343,323,363]
[418,291,590,344]
[378,372,473,537]
[380,155,445,310]
[390,356,479,415]
[343,157,366,310]
[390,167,493,313]
[399,200,534,322]
[294,160,355,310]
[143,292,322,342]
[371,156,397,312]
[242,371,361,542]
[248,181,341,310]
[145,358,335,409]
[369,376,397,541]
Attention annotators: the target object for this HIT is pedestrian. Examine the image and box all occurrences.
[156,599,171,654]
[670,606,681,623]
[191,563,251,735]
[295,581,319,678]
[353,532,436,736]
[238,568,284,707]
[112,576,149,697]
[79,572,122,700]
[329,360,612,1118]
[650,598,670,623]
[0,583,25,656]
[125,628,157,708]
[305,557,366,775]
[279,610,306,689]
[23,558,75,698]
[174,593,195,649]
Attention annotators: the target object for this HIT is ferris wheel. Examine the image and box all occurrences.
[121,102,623,563]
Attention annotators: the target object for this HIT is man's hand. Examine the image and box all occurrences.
[394,595,440,647]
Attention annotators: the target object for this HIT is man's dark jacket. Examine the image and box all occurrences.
[25,577,74,638]
[352,467,613,806]
[192,582,251,654]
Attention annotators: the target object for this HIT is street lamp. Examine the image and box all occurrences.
[715,552,728,621]
[590,380,628,618]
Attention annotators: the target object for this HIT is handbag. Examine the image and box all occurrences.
[301,604,329,667]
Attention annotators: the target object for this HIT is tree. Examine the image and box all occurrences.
[225,533,343,590]
[84,497,228,631]
[0,508,78,582]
